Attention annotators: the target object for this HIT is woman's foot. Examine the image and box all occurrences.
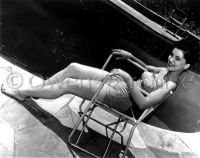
[1,84,26,101]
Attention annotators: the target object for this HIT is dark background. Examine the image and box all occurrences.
[137,0,200,37]
[0,0,176,79]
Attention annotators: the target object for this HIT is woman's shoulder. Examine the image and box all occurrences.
[164,78,178,92]
[165,71,180,86]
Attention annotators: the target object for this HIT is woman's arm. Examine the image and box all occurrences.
[112,49,166,73]
[112,69,176,109]
[129,80,176,109]
[112,49,147,68]
[145,65,167,73]
[111,69,147,109]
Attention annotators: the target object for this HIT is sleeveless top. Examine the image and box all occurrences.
[104,75,132,111]
[140,70,180,93]
[103,70,180,112]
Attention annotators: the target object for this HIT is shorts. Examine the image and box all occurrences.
[103,75,132,112]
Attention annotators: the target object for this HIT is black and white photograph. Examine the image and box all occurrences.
[0,0,200,157]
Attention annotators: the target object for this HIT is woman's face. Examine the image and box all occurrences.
[167,48,190,72]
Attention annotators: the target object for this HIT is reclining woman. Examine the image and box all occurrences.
[1,39,198,112]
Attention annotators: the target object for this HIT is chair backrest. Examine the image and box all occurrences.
[169,8,187,27]
[103,50,173,120]
[137,90,172,122]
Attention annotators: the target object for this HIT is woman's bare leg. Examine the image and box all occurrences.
[13,78,109,101]
[3,78,130,111]
[44,63,109,86]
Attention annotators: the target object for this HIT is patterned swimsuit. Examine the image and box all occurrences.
[104,75,132,111]
[140,71,179,93]
[103,70,179,112]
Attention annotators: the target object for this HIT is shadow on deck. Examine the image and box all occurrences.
[0,95,133,158]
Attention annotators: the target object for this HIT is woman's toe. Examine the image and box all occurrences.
[1,86,25,101]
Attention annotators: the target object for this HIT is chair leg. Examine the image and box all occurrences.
[122,123,137,158]
[102,118,121,158]
[74,105,96,146]
[68,104,129,157]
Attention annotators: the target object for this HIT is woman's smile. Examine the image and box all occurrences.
[167,48,189,72]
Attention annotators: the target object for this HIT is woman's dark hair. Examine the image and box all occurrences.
[174,39,200,65]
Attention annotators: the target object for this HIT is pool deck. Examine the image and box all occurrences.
[0,56,128,158]
[1,55,200,158]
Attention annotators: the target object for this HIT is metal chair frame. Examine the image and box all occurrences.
[68,52,171,158]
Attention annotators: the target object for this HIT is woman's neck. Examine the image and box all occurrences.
[164,69,183,84]
[167,69,183,77]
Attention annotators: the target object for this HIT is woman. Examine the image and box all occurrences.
[1,39,198,112]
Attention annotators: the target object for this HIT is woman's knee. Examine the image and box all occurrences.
[62,78,103,99]
[62,78,80,89]
[64,62,81,74]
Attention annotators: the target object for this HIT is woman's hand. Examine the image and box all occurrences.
[110,69,131,80]
[112,49,133,59]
